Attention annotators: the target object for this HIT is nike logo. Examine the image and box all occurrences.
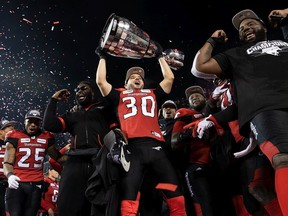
[152,146,162,151]
[120,145,130,172]
[36,185,42,189]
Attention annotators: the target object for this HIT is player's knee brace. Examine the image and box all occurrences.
[248,185,277,204]
[166,196,187,216]
[272,153,288,169]
[121,200,139,215]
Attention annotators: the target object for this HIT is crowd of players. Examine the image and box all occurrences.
[0,7,288,216]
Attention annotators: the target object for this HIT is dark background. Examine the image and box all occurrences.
[0,0,286,130]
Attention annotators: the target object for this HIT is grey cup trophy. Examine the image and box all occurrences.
[99,13,184,70]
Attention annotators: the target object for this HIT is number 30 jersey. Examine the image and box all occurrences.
[108,88,166,142]
[5,130,55,182]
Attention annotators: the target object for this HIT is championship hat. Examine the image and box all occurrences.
[185,86,205,99]
[161,100,177,109]
[232,9,264,30]
[125,67,145,83]
[25,110,42,120]
[0,119,17,130]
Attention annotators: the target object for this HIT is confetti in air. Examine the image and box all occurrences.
[0,1,91,148]
[22,17,32,24]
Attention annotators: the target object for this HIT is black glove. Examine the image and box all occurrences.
[177,129,192,143]
[154,41,163,59]
[95,46,106,59]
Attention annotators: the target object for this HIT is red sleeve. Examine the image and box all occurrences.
[49,157,63,174]
[41,178,53,211]
[173,108,199,133]
[59,146,67,154]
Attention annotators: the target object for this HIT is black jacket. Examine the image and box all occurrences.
[43,98,116,153]
[85,142,121,216]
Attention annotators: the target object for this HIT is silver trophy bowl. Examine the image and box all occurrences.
[99,13,184,70]
[100,13,158,59]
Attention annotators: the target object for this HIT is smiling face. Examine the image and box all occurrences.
[124,73,145,90]
[188,93,206,112]
[75,83,94,107]
[238,18,267,43]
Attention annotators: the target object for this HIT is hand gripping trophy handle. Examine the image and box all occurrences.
[99,13,185,70]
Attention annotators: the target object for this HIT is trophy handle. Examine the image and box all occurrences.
[163,49,185,70]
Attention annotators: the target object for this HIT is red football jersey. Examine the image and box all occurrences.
[40,177,59,213]
[0,142,6,179]
[117,89,164,141]
[173,108,211,164]
[219,84,244,143]
[5,130,55,182]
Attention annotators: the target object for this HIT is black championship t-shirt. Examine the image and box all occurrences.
[213,39,288,136]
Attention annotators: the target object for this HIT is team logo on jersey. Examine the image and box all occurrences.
[37,138,47,144]
[141,89,151,93]
[21,138,30,143]
[123,89,134,94]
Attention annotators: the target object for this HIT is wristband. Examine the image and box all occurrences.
[3,161,13,166]
[6,172,14,178]
[206,37,217,48]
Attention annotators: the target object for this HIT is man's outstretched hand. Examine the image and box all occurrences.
[95,46,106,59]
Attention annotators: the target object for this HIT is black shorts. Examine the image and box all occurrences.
[251,109,288,161]
[121,137,182,200]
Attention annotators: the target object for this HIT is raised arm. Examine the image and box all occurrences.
[268,8,288,39]
[95,47,112,97]
[191,51,217,79]
[43,89,70,132]
[158,56,174,94]
[192,30,227,77]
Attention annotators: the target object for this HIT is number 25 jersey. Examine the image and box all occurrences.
[5,130,55,182]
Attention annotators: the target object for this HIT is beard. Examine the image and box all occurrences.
[76,93,94,108]
[191,101,206,112]
[239,28,267,44]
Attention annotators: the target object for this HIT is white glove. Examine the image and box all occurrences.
[211,80,229,101]
[8,175,20,189]
[197,118,215,139]
[234,135,257,158]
